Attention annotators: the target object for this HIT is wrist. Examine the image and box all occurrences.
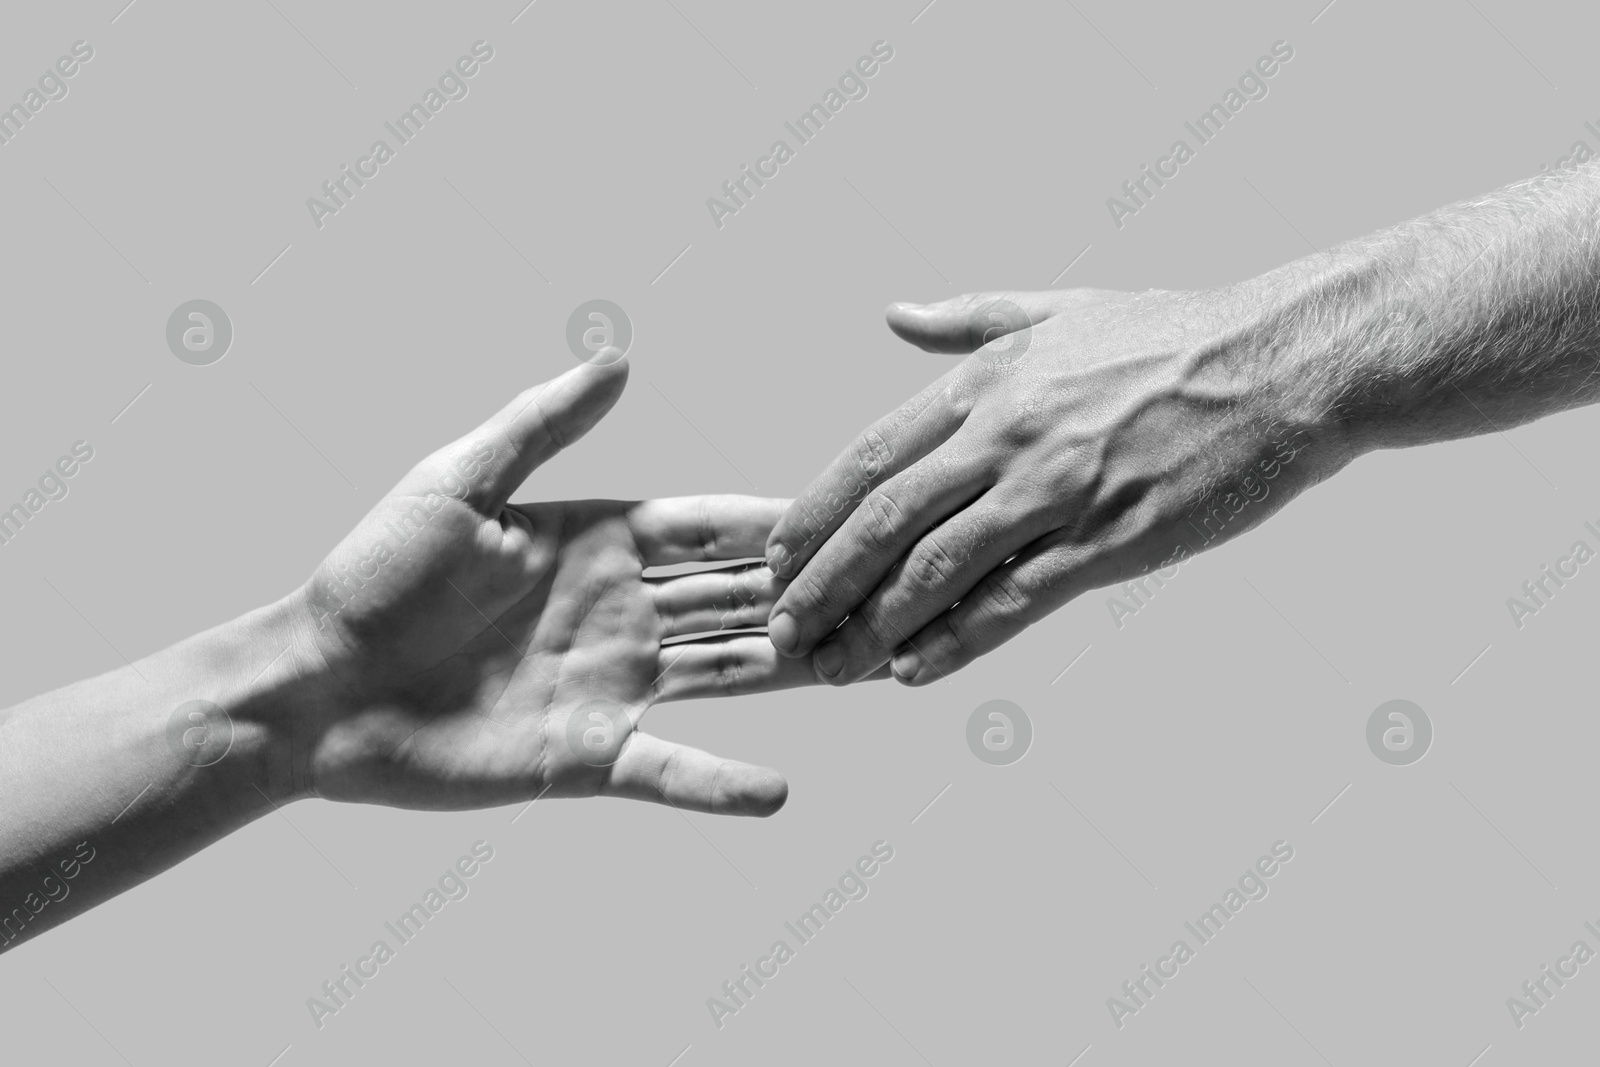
[207,594,330,806]
[1225,257,1384,470]
[1152,282,1345,495]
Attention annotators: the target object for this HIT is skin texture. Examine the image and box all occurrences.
[12,163,1600,953]
[766,162,1600,687]
[0,358,858,953]
[295,360,816,813]
[763,287,1347,687]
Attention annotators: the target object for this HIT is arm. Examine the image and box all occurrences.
[0,358,832,952]
[0,600,307,952]
[763,163,1600,684]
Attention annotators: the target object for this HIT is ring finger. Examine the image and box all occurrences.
[651,563,777,639]
[811,484,1056,684]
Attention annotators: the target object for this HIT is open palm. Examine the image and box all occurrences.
[286,359,829,816]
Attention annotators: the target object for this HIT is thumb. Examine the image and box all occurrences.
[418,357,630,512]
[886,292,1059,354]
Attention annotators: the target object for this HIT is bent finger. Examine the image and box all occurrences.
[891,527,1182,684]
[812,488,1051,684]
[768,443,993,658]
[765,366,970,581]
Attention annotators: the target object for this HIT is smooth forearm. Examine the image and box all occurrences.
[0,597,311,951]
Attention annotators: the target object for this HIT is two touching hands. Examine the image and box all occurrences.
[4,172,1579,958]
[290,284,1348,819]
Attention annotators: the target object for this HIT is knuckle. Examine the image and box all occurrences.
[707,759,731,813]
[790,568,840,617]
[856,489,906,552]
[655,746,683,799]
[714,644,746,694]
[696,498,720,558]
[986,571,1032,617]
[940,370,980,421]
[1000,393,1050,445]
[721,596,758,629]
[907,536,962,590]
[853,431,895,481]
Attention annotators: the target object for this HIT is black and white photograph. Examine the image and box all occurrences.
[0,1,1595,1063]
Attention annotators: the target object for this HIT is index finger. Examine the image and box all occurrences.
[630,495,788,566]
[400,359,630,514]
[764,367,967,580]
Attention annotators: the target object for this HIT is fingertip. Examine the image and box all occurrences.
[765,539,797,579]
[885,301,964,354]
[760,770,789,816]
[731,766,788,817]
[768,610,801,656]
[813,640,844,683]
[891,648,929,685]
[571,350,630,392]
[884,301,924,332]
[527,354,630,434]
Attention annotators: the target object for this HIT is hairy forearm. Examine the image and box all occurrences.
[1247,163,1600,454]
[0,598,309,952]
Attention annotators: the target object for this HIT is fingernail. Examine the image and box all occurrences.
[814,641,843,679]
[891,649,921,680]
[766,544,792,576]
[890,301,921,311]
[769,611,799,655]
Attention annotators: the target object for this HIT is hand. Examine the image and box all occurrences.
[763,287,1348,685]
[282,358,830,816]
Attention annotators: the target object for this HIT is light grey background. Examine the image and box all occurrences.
[0,0,1593,1064]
